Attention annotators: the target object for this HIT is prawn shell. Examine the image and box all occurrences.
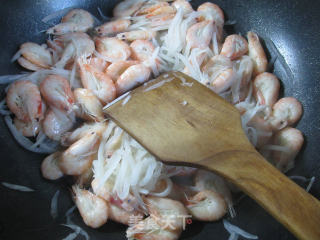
[248,31,268,76]
[41,152,64,180]
[95,37,131,62]
[59,132,100,175]
[6,80,43,123]
[20,42,52,68]
[40,74,75,112]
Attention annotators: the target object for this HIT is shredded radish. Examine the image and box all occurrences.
[223,219,258,239]
[1,182,34,192]
[103,91,131,109]
[121,94,131,106]
[143,77,173,92]
[97,7,110,21]
[93,122,166,202]
[62,224,89,240]
[181,100,188,106]
[289,176,316,192]
[0,73,29,84]
[4,116,58,154]
[51,190,60,219]
[11,49,22,63]
[261,145,291,153]
[306,176,315,192]
[65,205,76,224]
[179,76,193,87]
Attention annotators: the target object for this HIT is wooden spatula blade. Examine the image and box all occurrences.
[104,72,254,164]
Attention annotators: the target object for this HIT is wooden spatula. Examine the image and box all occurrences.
[104,72,320,240]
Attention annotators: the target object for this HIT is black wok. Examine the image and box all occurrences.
[0,0,319,239]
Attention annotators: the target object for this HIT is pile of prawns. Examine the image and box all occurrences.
[3,0,304,239]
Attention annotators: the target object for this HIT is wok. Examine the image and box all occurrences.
[0,0,319,239]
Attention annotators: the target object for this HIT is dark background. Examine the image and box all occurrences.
[0,0,319,239]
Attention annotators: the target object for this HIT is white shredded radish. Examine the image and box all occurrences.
[223,219,258,239]
[51,190,60,219]
[181,100,188,106]
[225,20,237,25]
[179,76,193,87]
[121,94,131,106]
[41,7,75,23]
[4,116,58,154]
[306,176,315,192]
[11,49,22,63]
[289,176,316,192]
[0,73,29,84]
[149,177,173,197]
[103,91,131,109]
[1,182,34,192]
[261,145,291,153]
[62,230,80,240]
[0,99,10,115]
[97,7,110,21]
[93,122,166,202]
[65,206,76,224]
[62,224,89,240]
[143,77,173,92]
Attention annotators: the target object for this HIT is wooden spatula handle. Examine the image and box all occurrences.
[200,150,320,240]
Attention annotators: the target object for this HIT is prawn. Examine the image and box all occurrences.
[106,60,139,82]
[146,6,176,18]
[87,57,110,73]
[108,202,143,225]
[47,9,94,35]
[40,74,75,112]
[135,2,169,16]
[78,58,116,104]
[197,2,224,42]
[130,40,156,62]
[194,170,234,216]
[186,20,214,49]
[6,80,44,123]
[247,31,268,76]
[59,132,100,175]
[14,117,40,137]
[253,72,280,106]
[41,152,64,180]
[272,127,304,172]
[247,115,273,148]
[270,97,303,130]
[17,42,52,70]
[126,216,182,240]
[73,185,108,228]
[113,0,146,18]
[221,34,248,60]
[185,190,227,221]
[172,0,193,15]
[115,63,151,95]
[95,37,131,62]
[144,196,188,230]
[42,109,75,141]
[61,122,107,146]
[202,55,235,92]
[17,57,42,72]
[197,2,224,26]
[74,88,104,122]
[76,167,94,188]
[95,19,131,36]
